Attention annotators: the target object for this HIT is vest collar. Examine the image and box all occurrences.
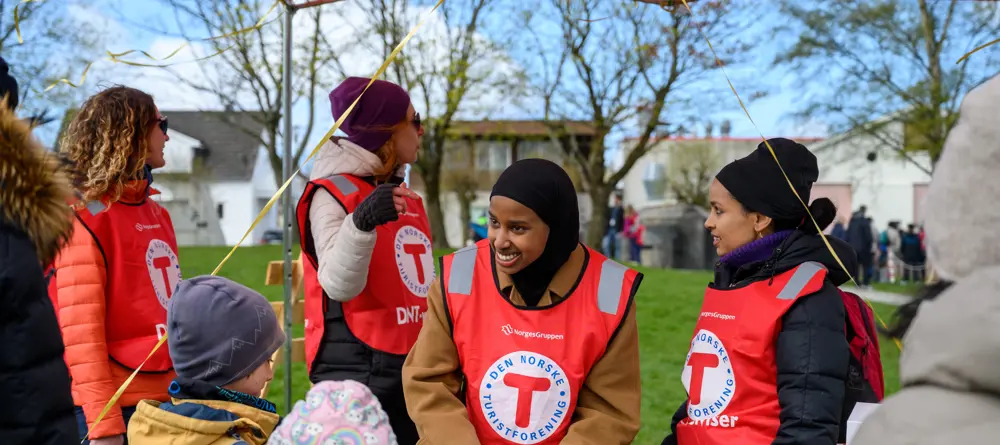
[496,244,587,307]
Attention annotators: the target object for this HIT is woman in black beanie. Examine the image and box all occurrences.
[663,138,860,445]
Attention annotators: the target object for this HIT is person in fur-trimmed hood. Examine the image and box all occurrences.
[0,56,79,444]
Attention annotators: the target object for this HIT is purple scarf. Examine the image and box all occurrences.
[720,230,794,269]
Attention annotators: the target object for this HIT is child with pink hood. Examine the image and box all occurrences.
[267,380,397,445]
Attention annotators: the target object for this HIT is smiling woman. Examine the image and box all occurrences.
[404,158,644,445]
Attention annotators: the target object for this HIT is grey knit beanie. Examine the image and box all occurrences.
[922,72,1000,281]
[167,275,285,386]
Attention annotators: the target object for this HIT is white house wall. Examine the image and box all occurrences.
[210,182,257,246]
[813,123,933,227]
[620,138,762,211]
[252,146,278,198]
[159,130,200,175]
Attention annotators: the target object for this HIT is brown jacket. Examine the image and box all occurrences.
[402,245,641,444]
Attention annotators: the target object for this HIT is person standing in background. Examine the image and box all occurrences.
[830,217,847,240]
[623,205,645,265]
[846,206,875,287]
[901,224,925,283]
[603,193,625,259]
[0,57,79,444]
[868,217,881,283]
[296,77,429,445]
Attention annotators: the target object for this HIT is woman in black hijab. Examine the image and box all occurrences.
[663,138,867,445]
[403,158,644,445]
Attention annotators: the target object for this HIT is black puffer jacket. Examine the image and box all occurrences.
[0,103,77,444]
[664,231,857,445]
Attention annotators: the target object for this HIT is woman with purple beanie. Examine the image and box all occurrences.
[295,77,429,444]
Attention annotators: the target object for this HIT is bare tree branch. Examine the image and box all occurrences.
[523,0,745,246]
[773,0,1000,167]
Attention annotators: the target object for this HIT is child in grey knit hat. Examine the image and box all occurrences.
[127,275,286,444]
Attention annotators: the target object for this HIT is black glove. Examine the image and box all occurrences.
[352,183,400,232]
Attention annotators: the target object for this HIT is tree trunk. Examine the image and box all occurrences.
[586,184,611,249]
[458,194,472,246]
[423,172,452,249]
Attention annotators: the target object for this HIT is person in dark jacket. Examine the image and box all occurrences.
[603,192,625,259]
[846,206,875,286]
[0,56,79,444]
[830,217,847,240]
[900,223,925,283]
[663,138,855,445]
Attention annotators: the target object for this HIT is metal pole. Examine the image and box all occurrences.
[281,1,295,413]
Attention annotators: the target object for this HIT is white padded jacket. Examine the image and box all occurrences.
[307,138,406,301]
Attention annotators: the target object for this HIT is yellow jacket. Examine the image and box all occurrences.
[127,398,280,445]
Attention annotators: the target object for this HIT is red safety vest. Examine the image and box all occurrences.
[59,195,180,372]
[440,241,639,445]
[297,174,433,369]
[675,262,829,445]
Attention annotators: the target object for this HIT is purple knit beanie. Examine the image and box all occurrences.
[329,77,411,152]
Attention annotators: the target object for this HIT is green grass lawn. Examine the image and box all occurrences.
[178,245,902,444]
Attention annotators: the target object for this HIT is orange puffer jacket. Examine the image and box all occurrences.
[51,180,176,439]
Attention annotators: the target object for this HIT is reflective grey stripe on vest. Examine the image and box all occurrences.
[447,245,478,295]
[85,200,106,215]
[597,259,628,315]
[329,175,359,196]
[775,261,827,300]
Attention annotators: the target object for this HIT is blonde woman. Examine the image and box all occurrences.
[53,86,179,445]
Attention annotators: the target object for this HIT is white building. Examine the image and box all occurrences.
[809,121,933,228]
[409,120,597,247]
[151,111,282,246]
[620,124,932,231]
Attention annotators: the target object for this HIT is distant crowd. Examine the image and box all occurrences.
[830,206,928,287]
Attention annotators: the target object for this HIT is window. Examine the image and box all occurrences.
[519,140,563,163]
[217,203,224,219]
[475,140,511,172]
[445,141,472,169]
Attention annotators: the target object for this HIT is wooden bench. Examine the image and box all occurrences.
[261,258,306,398]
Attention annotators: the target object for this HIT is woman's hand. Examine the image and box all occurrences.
[392,182,418,215]
[352,182,419,232]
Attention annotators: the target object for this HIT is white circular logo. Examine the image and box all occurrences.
[393,225,434,297]
[146,239,182,309]
[681,329,736,420]
[479,351,571,444]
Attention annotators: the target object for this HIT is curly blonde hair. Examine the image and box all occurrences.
[59,86,158,202]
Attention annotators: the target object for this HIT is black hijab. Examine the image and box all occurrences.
[490,158,580,306]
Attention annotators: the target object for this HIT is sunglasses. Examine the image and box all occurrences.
[411,112,421,129]
[157,116,168,135]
